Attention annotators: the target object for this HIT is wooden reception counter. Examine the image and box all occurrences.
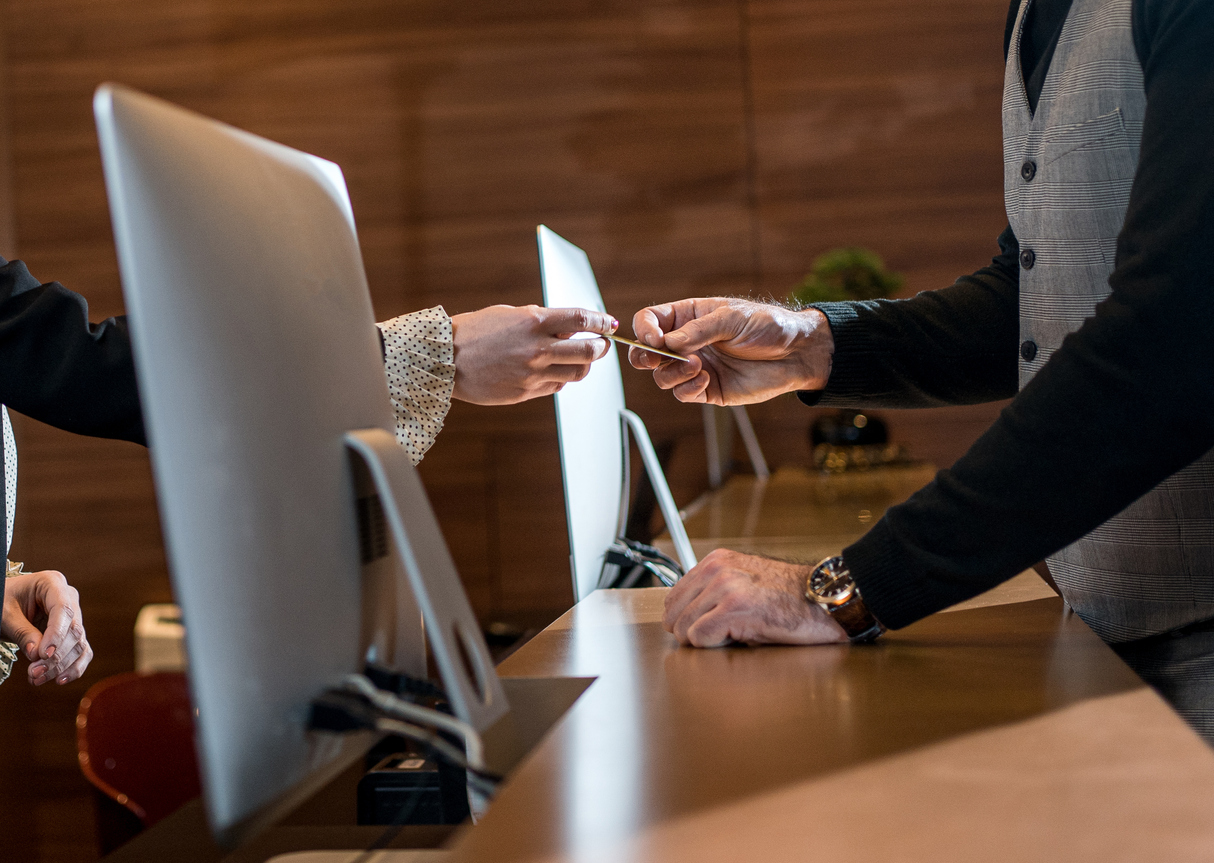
[105,461,1214,862]
[444,588,1214,863]
[110,586,1214,863]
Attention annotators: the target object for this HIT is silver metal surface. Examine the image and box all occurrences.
[536,226,695,600]
[95,83,436,845]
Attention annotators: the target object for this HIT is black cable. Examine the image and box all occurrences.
[347,760,428,863]
[308,685,503,851]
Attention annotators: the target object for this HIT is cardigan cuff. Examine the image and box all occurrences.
[807,301,875,402]
[843,518,953,631]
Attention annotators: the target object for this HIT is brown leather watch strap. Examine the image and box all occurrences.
[830,592,883,642]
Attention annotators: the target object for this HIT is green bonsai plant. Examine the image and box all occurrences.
[791,248,909,472]
[790,247,903,306]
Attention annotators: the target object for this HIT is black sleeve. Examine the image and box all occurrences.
[0,258,145,445]
[801,225,1020,409]
[844,0,1214,629]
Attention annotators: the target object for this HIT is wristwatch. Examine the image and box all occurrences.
[805,555,885,643]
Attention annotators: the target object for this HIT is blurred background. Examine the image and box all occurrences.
[0,0,1010,857]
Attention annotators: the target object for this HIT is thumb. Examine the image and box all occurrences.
[663,307,744,354]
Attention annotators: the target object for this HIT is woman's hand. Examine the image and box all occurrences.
[2,569,93,686]
[450,305,617,404]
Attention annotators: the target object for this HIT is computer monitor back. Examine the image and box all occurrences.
[95,83,409,844]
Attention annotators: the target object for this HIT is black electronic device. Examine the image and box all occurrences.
[356,754,470,825]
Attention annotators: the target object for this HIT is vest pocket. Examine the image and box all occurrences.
[1042,108,1127,164]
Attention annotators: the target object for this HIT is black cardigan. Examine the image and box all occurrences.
[0,257,143,613]
[807,0,1214,630]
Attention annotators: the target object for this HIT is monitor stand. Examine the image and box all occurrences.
[263,675,595,863]
[343,428,508,735]
[216,431,593,862]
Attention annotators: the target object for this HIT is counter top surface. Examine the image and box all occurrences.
[447,588,1214,862]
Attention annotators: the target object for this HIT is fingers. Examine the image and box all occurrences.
[632,305,676,350]
[538,361,595,385]
[548,336,609,364]
[4,608,42,665]
[662,550,723,629]
[51,637,93,685]
[644,354,713,403]
[662,307,744,355]
[32,571,85,682]
[672,371,712,403]
[540,307,617,337]
[684,606,740,648]
[627,344,663,370]
[631,299,719,350]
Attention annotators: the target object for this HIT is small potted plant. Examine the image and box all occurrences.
[791,248,909,473]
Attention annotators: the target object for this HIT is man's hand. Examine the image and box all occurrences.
[664,549,848,648]
[629,298,834,405]
[1,570,93,686]
[450,305,617,405]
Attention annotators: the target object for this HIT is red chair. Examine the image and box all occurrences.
[77,671,202,854]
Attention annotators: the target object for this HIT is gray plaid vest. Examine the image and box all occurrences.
[1005,0,1214,642]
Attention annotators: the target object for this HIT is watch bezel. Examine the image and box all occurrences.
[807,556,855,607]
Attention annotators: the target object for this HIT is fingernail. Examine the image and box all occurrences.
[610,318,619,332]
[667,332,687,345]
[45,645,55,658]
[58,676,69,685]
[24,642,35,658]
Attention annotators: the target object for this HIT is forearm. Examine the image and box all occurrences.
[0,260,145,444]
[847,272,1214,629]
[803,228,1021,409]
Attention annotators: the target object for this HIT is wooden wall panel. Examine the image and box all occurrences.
[0,0,1013,857]
[0,27,12,258]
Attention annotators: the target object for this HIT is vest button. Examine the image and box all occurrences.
[1020,160,1037,182]
[1020,248,1036,269]
[1020,340,1038,362]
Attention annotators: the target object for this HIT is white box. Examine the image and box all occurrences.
[134,603,187,673]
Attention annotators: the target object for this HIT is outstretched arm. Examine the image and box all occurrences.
[379,303,616,464]
[0,258,145,444]
[630,228,1020,410]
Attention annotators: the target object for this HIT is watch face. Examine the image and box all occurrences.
[810,560,854,606]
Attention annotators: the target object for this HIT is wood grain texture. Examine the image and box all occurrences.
[0,27,12,258]
[449,592,1183,863]
[0,0,1013,858]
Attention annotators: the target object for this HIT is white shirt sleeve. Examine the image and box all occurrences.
[376,306,456,466]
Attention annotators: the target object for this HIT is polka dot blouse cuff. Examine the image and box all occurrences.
[376,306,456,466]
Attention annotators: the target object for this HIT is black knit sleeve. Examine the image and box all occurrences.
[0,258,145,445]
[799,226,1020,410]
[844,0,1214,629]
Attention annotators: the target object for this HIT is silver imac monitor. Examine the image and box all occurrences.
[537,226,696,602]
[94,83,505,846]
